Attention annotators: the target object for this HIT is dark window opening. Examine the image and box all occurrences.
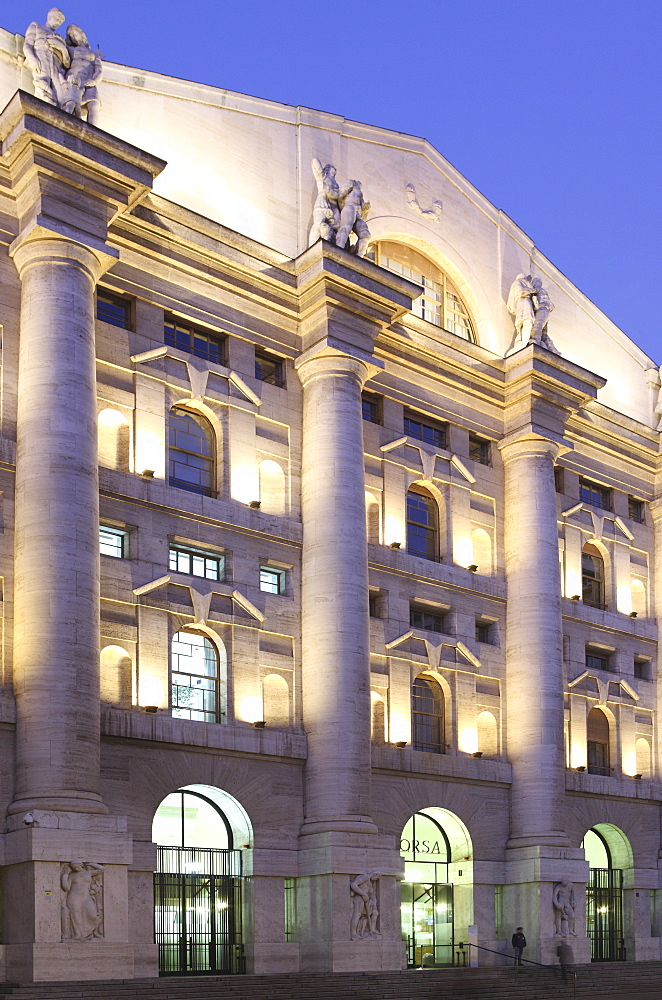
[410,604,446,633]
[165,316,226,365]
[362,392,382,424]
[404,410,448,449]
[582,546,605,609]
[412,676,445,754]
[168,407,216,497]
[469,435,490,465]
[580,478,612,511]
[586,652,611,673]
[554,467,565,493]
[475,621,493,644]
[255,350,284,387]
[97,290,132,329]
[628,497,645,523]
[406,486,438,561]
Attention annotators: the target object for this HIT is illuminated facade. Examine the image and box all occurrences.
[0,21,661,985]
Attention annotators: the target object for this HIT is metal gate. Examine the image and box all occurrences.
[154,846,245,975]
[586,867,625,962]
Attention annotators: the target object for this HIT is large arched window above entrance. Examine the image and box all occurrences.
[370,241,476,342]
[412,675,445,754]
[406,485,439,561]
[153,787,234,849]
[171,630,225,724]
[168,406,216,497]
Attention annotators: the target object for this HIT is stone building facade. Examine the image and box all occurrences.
[0,20,661,985]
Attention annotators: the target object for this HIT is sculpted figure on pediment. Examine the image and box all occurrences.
[507,273,560,355]
[310,160,371,257]
[24,10,102,124]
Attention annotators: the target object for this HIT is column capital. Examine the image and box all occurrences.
[10,233,112,283]
[498,432,572,464]
[295,337,383,389]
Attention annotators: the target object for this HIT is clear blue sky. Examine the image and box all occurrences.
[3,0,661,360]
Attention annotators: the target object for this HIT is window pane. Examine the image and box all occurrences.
[255,351,284,386]
[164,318,225,365]
[404,412,447,449]
[412,677,444,753]
[168,408,216,497]
[97,292,130,329]
[171,630,219,724]
[169,545,223,581]
[99,526,126,558]
[260,567,283,594]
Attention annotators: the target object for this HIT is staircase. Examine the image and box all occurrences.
[2,964,662,1000]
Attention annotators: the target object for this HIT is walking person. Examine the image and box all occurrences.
[512,926,526,967]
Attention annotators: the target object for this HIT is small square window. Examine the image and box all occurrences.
[579,478,612,511]
[255,350,284,387]
[260,566,285,595]
[369,593,380,618]
[99,525,128,559]
[97,291,131,330]
[362,393,382,425]
[634,658,651,680]
[404,410,448,450]
[164,316,226,365]
[469,435,490,465]
[554,467,565,494]
[410,603,447,633]
[628,497,645,523]
[169,544,224,581]
[586,651,611,673]
[475,620,493,644]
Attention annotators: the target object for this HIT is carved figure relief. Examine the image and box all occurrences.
[552,879,577,937]
[350,871,380,940]
[507,273,560,355]
[61,861,104,941]
[24,9,102,124]
[310,160,371,257]
[405,184,443,223]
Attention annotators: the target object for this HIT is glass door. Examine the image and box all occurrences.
[401,864,454,967]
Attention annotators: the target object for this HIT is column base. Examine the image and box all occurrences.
[296,829,405,973]
[5,942,134,983]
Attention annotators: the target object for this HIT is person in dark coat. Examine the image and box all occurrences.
[512,927,526,966]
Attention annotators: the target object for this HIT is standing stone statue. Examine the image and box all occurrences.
[552,879,577,937]
[23,8,70,106]
[23,10,102,124]
[309,160,371,257]
[61,860,104,941]
[507,273,560,354]
[350,871,380,940]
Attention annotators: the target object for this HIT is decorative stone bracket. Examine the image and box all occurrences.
[568,670,638,705]
[131,347,261,407]
[386,630,480,671]
[380,436,475,484]
[562,503,633,542]
[133,574,265,627]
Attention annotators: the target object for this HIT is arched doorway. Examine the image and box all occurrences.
[400,808,472,967]
[583,826,628,962]
[152,785,252,976]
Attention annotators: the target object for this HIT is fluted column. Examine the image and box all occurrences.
[10,237,105,815]
[500,435,567,846]
[297,350,375,833]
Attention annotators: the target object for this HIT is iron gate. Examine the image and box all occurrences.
[586,867,625,962]
[154,846,245,975]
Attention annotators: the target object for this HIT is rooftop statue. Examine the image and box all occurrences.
[23,9,102,124]
[507,273,560,355]
[310,159,371,257]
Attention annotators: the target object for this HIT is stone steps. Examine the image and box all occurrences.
[3,965,662,1000]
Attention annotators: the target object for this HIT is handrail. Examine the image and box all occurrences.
[459,942,577,998]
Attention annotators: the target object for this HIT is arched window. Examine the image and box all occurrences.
[582,544,605,609]
[365,491,380,544]
[587,707,610,776]
[370,241,476,342]
[153,787,234,850]
[98,407,130,472]
[636,737,651,778]
[630,579,647,617]
[168,407,216,497]
[412,675,445,754]
[406,485,438,561]
[171,630,221,724]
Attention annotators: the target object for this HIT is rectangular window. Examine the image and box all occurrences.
[554,467,565,493]
[369,593,380,618]
[97,290,131,329]
[99,525,128,559]
[404,409,448,449]
[284,878,297,942]
[579,478,612,511]
[634,659,650,680]
[586,652,611,673]
[362,392,382,424]
[255,350,284,387]
[260,566,285,595]
[169,544,224,581]
[628,497,645,523]
[164,316,226,365]
[410,604,446,633]
[469,435,490,465]
[475,621,492,644]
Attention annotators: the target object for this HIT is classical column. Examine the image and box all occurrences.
[500,435,567,846]
[9,237,106,815]
[297,350,375,832]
